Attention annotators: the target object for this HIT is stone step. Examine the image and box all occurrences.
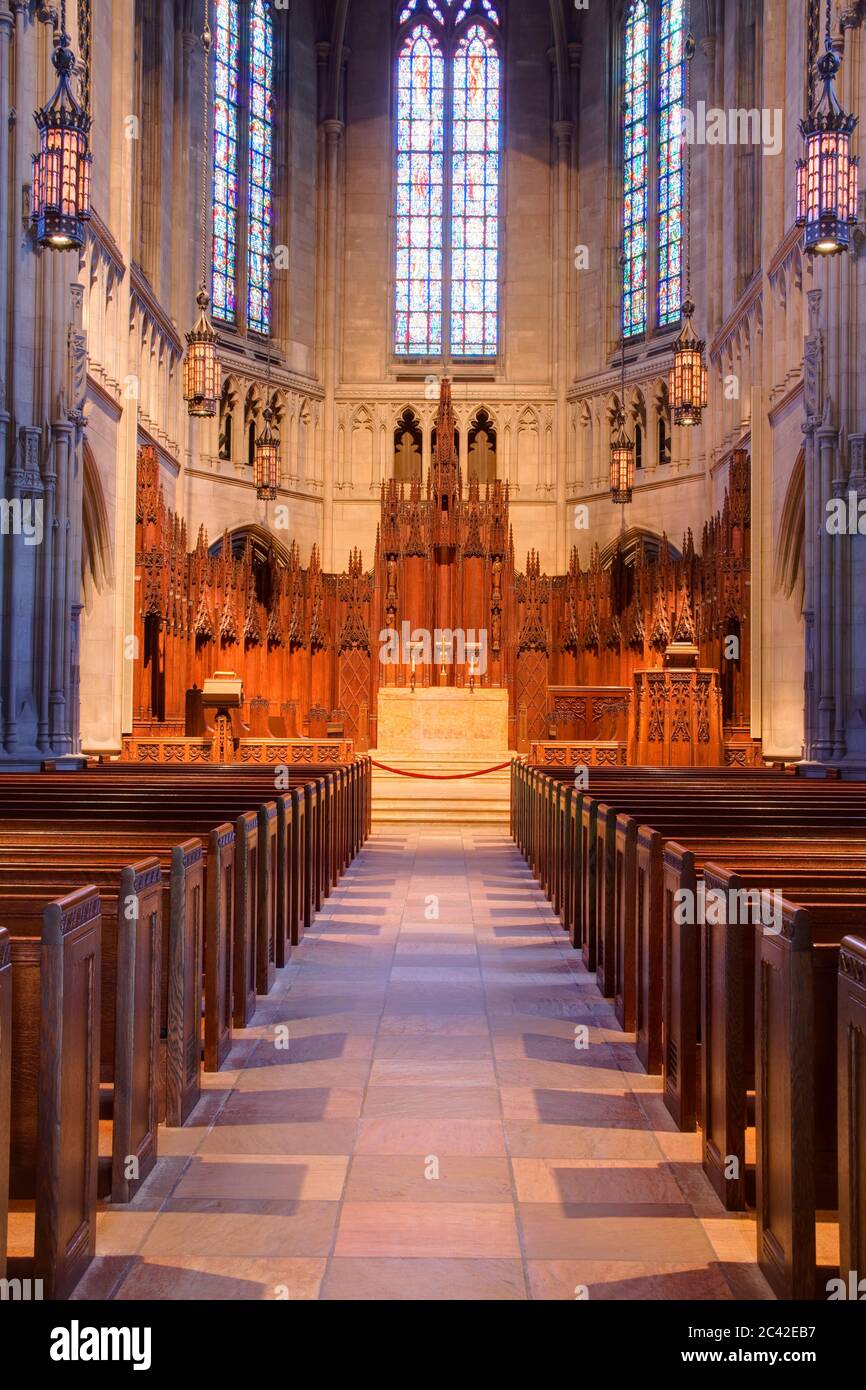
[371,753,514,826]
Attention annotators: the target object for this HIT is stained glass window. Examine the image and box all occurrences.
[399,0,499,23]
[623,0,649,338]
[212,0,274,335]
[395,25,445,356]
[451,25,500,356]
[213,0,240,322]
[657,0,685,327]
[394,3,502,360]
[621,1,686,340]
[247,0,273,335]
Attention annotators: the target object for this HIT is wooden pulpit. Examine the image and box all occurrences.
[630,656,724,767]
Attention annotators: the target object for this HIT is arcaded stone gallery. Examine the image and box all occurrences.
[0,0,865,1327]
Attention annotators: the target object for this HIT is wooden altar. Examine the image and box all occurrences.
[126,382,758,768]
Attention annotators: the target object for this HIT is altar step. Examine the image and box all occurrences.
[371,755,514,825]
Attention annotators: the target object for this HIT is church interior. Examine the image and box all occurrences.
[1,0,865,1320]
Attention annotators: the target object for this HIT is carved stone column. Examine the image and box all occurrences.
[320,116,345,570]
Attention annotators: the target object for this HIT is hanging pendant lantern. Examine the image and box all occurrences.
[669,298,708,427]
[183,286,219,417]
[31,10,92,251]
[796,8,859,256]
[254,404,279,501]
[610,411,635,505]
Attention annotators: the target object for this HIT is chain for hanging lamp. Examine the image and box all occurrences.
[184,1,218,417]
[31,0,92,250]
[254,239,280,501]
[611,252,634,505]
[669,21,707,428]
[796,0,859,256]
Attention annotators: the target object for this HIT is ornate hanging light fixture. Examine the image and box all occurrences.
[669,23,707,428]
[31,0,92,251]
[183,2,218,418]
[669,298,708,426]
[796,0,859,256]
[610,410,635,505]
[254,404,279,501]
[611,256,634,506]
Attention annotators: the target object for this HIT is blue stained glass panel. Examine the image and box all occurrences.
[450,25,500,357]
[657,0,685,327]
[247,0,273,335]
[623,0,649,338]
[395,25,445,355]
[212,0,240,322]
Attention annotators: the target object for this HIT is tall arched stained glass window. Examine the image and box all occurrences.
[213,0,240,323]
[395,25,445,357]
[394,0,502,361]
[620,0,686,341]
[451,25,500,357]
[657,0,685,327]
[247,0,274,335]
[212,0,275,336]
[622,1,649,339]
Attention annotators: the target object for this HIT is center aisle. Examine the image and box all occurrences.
[76,828,773,1302]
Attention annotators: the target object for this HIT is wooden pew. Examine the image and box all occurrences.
[0,758,365,957]
[0,839,204,1127]
[838,934,866,1298]
[753,892,866,1300]
[0,859,162,1204]
[0,795,272,1026]
[663,848,866,1138]
[4,887,101,1300]
[632,817,866,1075]
[0,825,234,1075]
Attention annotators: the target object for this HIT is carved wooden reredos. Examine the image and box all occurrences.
[132,382,753,756]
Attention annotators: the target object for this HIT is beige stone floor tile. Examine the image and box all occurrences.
[500,1085,650,1127]
[504,1120,665,1161]
[368,1057,498,1086]
[322,1257,526,1301]
[335,1201,521,1259]
[362,1083,502,1119]
[173,1154,348,1201]
[377,1012,490,1035]
[355,1117,507,1156]
[112,1255,327,1301]
[344,1153,513,1203]
[372,1033,494,1060]
[199,1118,359,1156]
[139,1199,339,1258]
[518,1202,717,1261]
[512,1158,685,1206]
[234,1058,373,1091]
[526,1259,733,1301]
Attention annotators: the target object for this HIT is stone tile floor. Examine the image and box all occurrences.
[73,828,774,1302]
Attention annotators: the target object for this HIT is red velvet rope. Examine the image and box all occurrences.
[370,760,513,780]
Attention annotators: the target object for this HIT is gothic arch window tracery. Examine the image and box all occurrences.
[468,407,497,482]
[393,408,424,482]
[212,0,275,336]
[621,0,686,340]
[394,0,502,361]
